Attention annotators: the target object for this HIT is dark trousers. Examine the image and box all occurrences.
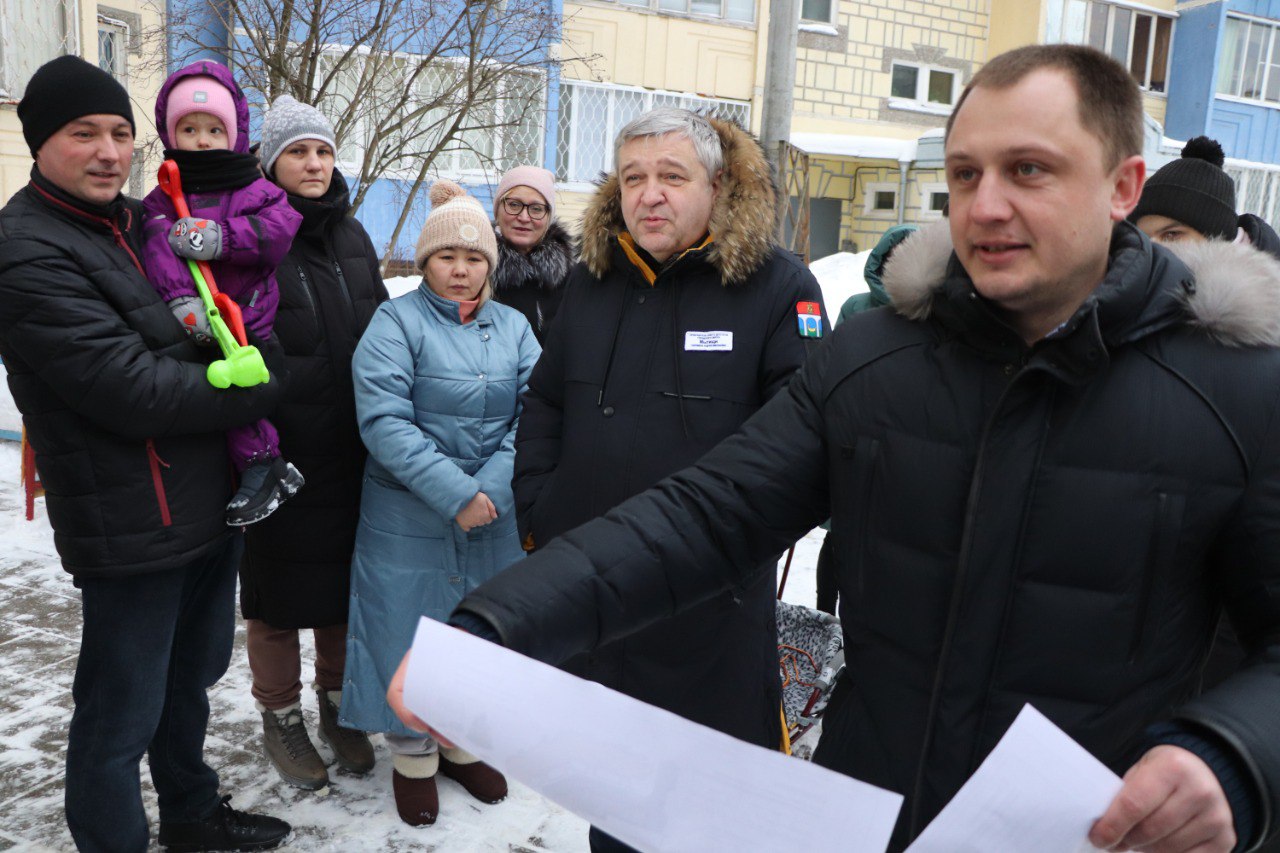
[65,535,240,852]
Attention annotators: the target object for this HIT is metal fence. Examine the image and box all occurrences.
[555,79,750,184]
[1227,164,1280,226]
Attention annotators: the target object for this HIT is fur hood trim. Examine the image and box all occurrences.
[579,118,777,285]
[881,220,1280,347]
[492,221,576,294]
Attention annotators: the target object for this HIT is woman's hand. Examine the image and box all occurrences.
[455,491,498,531]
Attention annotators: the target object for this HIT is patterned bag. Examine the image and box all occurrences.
[776,600,844,743]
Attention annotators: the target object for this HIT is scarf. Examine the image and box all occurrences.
[163,148,262,193]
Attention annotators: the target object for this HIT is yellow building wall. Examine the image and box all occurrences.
[562,2,759,103]
[791,0,988,136]
[557,1,764,231]
[0,0,165,202]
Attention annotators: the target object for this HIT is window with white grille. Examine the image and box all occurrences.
[313,51,545,182]
[604,0,753,24]
[555,80,750,184]
[0,0,78,99]
[97,14,127,84]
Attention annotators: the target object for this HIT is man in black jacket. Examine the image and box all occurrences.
[389,45,1280,853]
[0,57,290,851]
[511,108,825,851]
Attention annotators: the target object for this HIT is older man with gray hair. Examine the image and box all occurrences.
[508,107,826,851]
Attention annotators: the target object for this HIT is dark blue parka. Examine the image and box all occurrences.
[461,221,1280,851]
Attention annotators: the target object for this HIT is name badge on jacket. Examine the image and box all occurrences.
[685,331,734,351]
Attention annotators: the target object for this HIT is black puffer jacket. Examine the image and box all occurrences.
[465,222,1280,850]
[513,118,827,751]
[491,221,574,344]
[1241,213,1280,262]
[0,173,280,578]
[241,171,388,628]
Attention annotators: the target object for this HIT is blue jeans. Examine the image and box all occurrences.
[64,534,241,852]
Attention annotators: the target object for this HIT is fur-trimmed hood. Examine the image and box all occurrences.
[579,117,777,285]
[492,220,576,294]
[881,220,1280,348]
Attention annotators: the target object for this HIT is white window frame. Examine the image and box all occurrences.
[800,0,837,26]
[308,46,546,183]
[0,0,80,100]
[920,182,948,221]
[887,61,959,116]
[863,181,899,219]
[1216,13,1280,108]
[96,13,128,85]
[1060,0,1175,93]
[555,79,751,189]
[601,0,754,24]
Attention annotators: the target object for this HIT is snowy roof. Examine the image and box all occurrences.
[791,133,919,162]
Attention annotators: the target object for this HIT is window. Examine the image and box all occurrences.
[605,0,753,23]
[1216,16,1280,105]
[920,183,948,220]
[801,0,835,25]
[0,0,78,99]
[555,80,750,184]
[97,15,128,84]
[889,62,958,114]
[863,182,898,217]
[1061,1,1173,93]
[314,51,545,180]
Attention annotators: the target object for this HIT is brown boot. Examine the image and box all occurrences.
[314,685,375,774]
[259,701,329,791]
[440,746,507,804]
[391,753,439,827]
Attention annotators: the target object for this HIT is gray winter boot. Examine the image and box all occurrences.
[259,701,329,790]
[314,684,375,774]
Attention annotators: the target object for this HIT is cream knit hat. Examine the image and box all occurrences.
[414,179,499,272]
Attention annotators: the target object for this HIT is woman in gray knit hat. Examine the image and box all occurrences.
[239,94,388,792]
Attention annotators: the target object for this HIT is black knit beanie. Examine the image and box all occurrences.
[1128,137,1237,240]
[17,55,135,157]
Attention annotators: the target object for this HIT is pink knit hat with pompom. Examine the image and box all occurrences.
[414,179,499,271]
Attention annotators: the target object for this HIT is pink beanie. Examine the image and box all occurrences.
[495,165,556,220]
[165,75,237,149]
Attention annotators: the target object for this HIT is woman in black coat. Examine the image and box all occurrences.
[490,165,575,343]
[240,96,388,790]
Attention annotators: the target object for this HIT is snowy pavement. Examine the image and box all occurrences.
[0,440,826,851]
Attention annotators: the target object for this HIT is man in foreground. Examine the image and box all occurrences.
[396,45,1280,853]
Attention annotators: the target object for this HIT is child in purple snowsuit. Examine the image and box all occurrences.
[143,60,304,525]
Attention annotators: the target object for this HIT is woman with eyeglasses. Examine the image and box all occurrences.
[491,165,575,344]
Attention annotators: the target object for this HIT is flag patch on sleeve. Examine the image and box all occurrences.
[796,301,823,338]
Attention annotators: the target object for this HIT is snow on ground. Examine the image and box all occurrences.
[384,276,421,299]
[810,250,871,321]
[0,440,827,850]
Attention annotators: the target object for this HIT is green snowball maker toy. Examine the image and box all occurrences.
[157,159,270,389]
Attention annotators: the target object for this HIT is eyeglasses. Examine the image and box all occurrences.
[501,198,549,221]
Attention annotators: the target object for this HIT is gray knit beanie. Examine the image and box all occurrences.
[259,95,337,175]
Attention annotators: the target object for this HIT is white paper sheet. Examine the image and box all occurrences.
[906,705,1123,853]
[403,617,904,853]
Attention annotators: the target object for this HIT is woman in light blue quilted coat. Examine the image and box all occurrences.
[341,180,540,826]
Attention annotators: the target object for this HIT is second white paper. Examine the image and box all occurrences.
[906,704,1123,853]
[403,616,904,853]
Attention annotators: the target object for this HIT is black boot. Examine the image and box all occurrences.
[226,458,304,526]
[158,796,291,851]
